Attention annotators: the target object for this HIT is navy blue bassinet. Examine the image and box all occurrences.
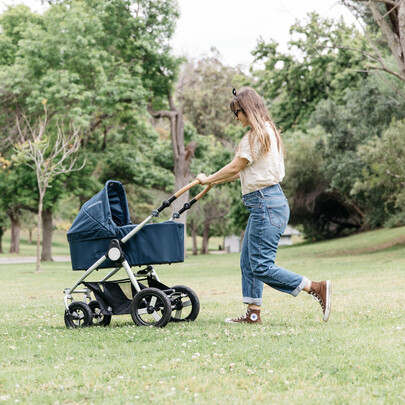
[67,181,184,270]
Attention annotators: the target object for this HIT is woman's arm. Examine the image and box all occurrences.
[196,156,248,185]
[212,173,240,185]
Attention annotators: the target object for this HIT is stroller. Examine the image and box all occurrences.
[63,179,210,328]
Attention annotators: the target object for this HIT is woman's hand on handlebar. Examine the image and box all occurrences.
[196,173,210,185]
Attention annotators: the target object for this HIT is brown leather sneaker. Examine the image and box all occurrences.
[309,280,331,322]
[225,308,262,324]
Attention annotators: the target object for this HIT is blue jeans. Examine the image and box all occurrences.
[240,184,309,306]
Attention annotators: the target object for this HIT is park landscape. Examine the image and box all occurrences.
[1,226,405,403]
[1,0,405,403]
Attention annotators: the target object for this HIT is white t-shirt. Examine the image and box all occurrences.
[235,122,285,195]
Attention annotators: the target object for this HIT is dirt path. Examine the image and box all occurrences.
[0,256,70,265]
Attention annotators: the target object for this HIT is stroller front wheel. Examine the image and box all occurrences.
[89,300,112,327]
[170,285,200,322]
[130,288,172,327]
[64,301,93,329]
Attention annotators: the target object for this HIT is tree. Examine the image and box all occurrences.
[344,0,405,83]
[176,48,247,140]
[171,51,249,249]
[0,153,11,253]
[310,75,405,231]
[148,98,197,234]
[0,214,7,254]
[353,118,405,226]
[0,0,182,252]
[14,103,83,272]
[252,13,370,131]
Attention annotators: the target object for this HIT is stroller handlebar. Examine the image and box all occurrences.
[155,179,210,215]
[195,184,212,201]
[171,183,212,219]
[174,179,200,198]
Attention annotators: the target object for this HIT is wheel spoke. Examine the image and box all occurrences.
[150,296,157,307]
[151,311,161,322]
[175,309,182,319]
[182,300,192,308]
[72,311,84,320]
[137,308,148,315]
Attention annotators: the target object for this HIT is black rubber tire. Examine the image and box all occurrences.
[64,301,93,329]
[89,300,112,327]
[170,285,200,322]
[130,287,172,327]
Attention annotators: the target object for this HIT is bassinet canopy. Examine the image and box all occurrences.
[67,180,132,243]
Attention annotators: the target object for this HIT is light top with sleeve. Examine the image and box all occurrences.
[235,121,285,195]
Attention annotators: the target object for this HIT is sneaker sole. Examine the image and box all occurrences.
[224,318,262,324]
[323,280,331,322]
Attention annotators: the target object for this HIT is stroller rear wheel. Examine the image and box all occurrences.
[89,300,112,327]
[64,301,93,328]
[170,285,200,322]
[130,288,172,327]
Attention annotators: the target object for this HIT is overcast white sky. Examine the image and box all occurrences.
[0,0,357,67]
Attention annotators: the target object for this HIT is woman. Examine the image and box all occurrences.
[196,87,331,324]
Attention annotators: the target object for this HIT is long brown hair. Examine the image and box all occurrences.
[230,87,284,158]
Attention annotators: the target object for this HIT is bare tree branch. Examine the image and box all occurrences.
[351,0,399,5]
[14,102,85,272]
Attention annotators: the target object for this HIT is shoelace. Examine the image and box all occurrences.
[231,313,248,322]
[309,291,325,312]
[231,309,255,322]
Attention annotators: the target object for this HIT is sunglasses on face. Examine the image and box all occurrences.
[233,109,242,118]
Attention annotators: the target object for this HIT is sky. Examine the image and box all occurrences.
[0,0,357,67]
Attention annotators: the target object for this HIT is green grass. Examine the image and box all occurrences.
[1,227,405,404]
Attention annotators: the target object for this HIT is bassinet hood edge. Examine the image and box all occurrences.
[67,180,131,242]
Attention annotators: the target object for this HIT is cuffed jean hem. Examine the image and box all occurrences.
[291,276,310,297]
[243,297,263,306]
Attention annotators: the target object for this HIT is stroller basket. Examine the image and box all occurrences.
[85,278,172,316]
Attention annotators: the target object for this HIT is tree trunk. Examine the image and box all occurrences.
[369,1,405,81]
[28,229,32,244]
[201,222,210,254]
[7,210,21,254]
[36,195,43,273]
[41,208,53,262]
[148,96,198,254]
[0,228,3,254]
[191,226,198,255]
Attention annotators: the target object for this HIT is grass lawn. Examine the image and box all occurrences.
[1,226,404,404]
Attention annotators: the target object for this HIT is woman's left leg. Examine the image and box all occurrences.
[247,188,309,295]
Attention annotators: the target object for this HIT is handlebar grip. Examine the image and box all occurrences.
[174,179,200,198]
[195,184,212,201]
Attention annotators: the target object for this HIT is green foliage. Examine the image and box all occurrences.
[177,49,247,139]
[0,0,181,234]
[282,127,330,239]
[98,119,174,191]
[353,119,405,227]
[283,127,327,196]
[252,13,369,131]
[310,77,405,230]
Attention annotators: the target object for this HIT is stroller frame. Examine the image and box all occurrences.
[64,180,210,328]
